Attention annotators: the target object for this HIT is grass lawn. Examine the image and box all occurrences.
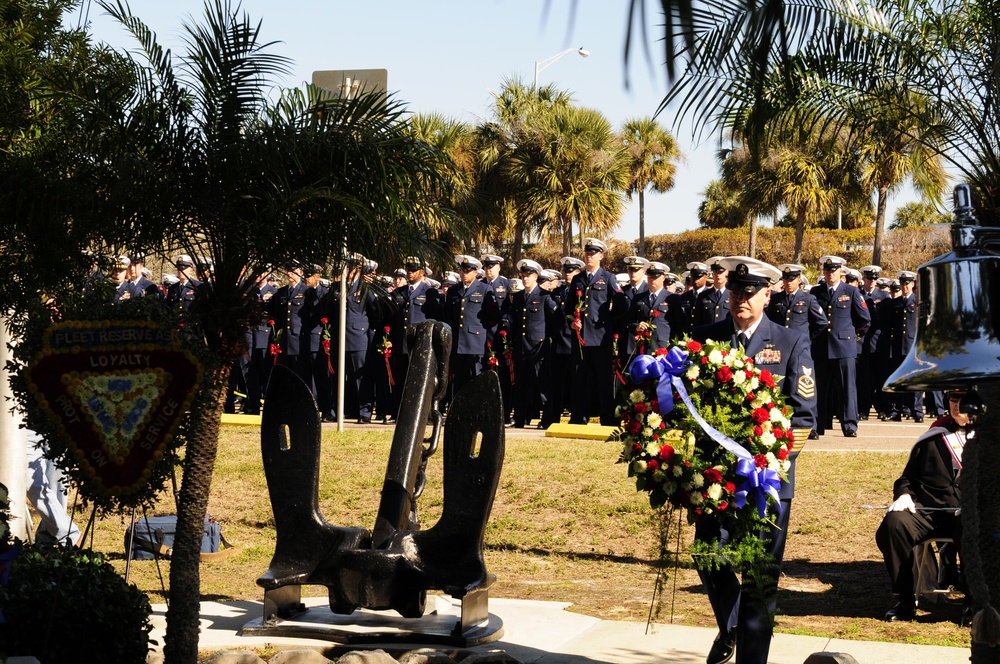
[79,426,970,650]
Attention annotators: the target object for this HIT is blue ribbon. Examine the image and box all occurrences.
[628,348,782,520]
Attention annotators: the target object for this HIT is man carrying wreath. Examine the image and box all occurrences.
[691,256,818,664]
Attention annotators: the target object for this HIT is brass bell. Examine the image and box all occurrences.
[884,184,1000,392]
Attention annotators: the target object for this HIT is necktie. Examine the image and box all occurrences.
[737,332,749,350]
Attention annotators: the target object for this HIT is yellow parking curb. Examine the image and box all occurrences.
[544,423,617,440]
[221,413,262,426]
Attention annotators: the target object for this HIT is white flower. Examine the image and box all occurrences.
[686,365,700,380]
[682,481,693,490]
[673,465,684,477]
[752,395,768,409]
[732,371,746,386]
[643,427,654,438]
[707,483,723,500]
[708,349,723,364]
[724,353,737,367]
[663,480,677,495]
[770,407,783,422]
[647,413,663,429]
[782,459,791,473]
[630,389,645,404]
[632,460,647,474]
[690,492,704,505]
[760,431,776,447]
[766,452,780,473]
[646,442,661,456]
[693,473,705,488]
[749,376,759,391]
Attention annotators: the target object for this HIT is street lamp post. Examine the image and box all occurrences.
[534,47,589,88]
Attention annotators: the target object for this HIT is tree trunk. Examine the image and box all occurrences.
[163,361,231,664]
[562,216,572,258]
[638,189,646,257]
[512,222,524,266]
[872,183,889,266]
[793,204,807,265]
[748,215,758,259]
[964,382,1000,662]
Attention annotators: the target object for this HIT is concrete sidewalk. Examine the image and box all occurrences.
[152,595,971,664]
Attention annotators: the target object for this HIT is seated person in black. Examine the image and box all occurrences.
[875,390,969,621]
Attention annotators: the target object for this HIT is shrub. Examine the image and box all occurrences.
[0,543,153,663]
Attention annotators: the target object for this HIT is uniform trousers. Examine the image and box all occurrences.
[570,345,617,426]
[875,509,959,600]
[856,351,876,418]
[450,353,484,403]
[243,348,272,415]
[26,432,81,546]
[815,357,858,434]
[695,499,791,664]
[542,352,573,426]
[344,349,373,420]
[513,350,546,426]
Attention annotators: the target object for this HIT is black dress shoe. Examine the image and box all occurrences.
[884,600,916,622]
[808,430,819,440]
[359,416,372,424]
[844,430,857,437]
[707,628,736,664]
[914,415,924,423]
[889,412,902,422]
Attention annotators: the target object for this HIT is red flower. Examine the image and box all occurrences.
[683,460,691,467]
[632,442,643,452]
[650,399,659,411]
[647,459,660,473]
[759,369,775,387]
[499,329,507,337]
[627,420,642,435]
[724,482,736,494]
[613,333,619,341]
[754,453,768,469]
[778,448,789,460]
[686,340,702,352]
[634,402,648,414]
[576,289,583,298]
[746,392,755,401]
[267,319,275,327]
[652,310,660,317]
[753,425,763,437]
[703,468,722,484]
[751,407,770,425]
[652,433,659,441]
[658,444,675,463]
[787,439,795,450]
[320,317,329,325]
[383,325,391,334]
[718,501,729,511]
[655,347,668,357]
[701,357,708,364]
[716,366,733,383]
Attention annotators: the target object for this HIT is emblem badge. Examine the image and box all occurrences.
[797,366,816,399]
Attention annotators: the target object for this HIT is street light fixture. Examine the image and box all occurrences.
[534,47,589,88]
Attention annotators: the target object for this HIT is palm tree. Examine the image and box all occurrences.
[511,104,628,256]
[620,117,681,256]
[407,113,482,252]
[854,93,948,264]
[698,178,747,230]
[476,78,574,263]
[23,2,452,661]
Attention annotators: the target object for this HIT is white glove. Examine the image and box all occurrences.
[888,494,916,513]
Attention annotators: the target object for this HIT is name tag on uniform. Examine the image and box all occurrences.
[754,347,782,365]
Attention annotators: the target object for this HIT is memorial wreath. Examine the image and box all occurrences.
[611,338,795,572]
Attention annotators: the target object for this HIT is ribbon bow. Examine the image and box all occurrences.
[628,346,782,520]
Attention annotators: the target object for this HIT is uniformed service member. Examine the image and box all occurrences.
[505,259,558,427]
[542,257,584,428]
[267,265,320,408]
[673,261,709,339]
[692,256,731,328]
[765,264,827,340]
[166,254,201,313]
[691,256,817,664]
[882,271,922,422]
[625,261,674,356]
[809,255,870,438]
[444,255,499,400]
[858,265,888,420]
[563,238,623,426]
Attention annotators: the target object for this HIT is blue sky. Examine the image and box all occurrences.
[78,0,913,243]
